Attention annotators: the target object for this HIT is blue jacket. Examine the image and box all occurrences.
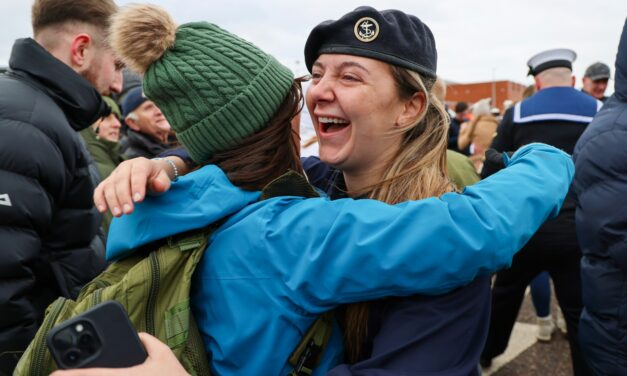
[108,143,573,376]
[572,19,627,375]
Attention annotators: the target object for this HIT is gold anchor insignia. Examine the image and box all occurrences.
[354,17,379,42]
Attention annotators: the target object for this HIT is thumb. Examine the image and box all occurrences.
[137,332,169,356]
[148,171,173,195]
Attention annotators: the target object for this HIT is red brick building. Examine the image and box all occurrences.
[446,80,526,113]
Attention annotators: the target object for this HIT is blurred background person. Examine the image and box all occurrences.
[120,86,172,159]
[432,77,480,188]
[521,81,568,342]
[457,97,498,172]
[448,101,469,153]
[581,61,611,102]
[80,96,126,236]
[81,96,125,180]
[480,48,598,375]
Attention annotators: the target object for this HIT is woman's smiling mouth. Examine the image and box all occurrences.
[318,116,350,133]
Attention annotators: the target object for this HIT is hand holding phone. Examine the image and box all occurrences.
[49,333,190,376]
[46,301,147,369]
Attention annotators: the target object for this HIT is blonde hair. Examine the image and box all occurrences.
[343,66,454,362]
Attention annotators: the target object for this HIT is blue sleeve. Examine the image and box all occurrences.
[106,165,260,261]
[257,143,573,311]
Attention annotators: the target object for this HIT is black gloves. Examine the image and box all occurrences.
[481,149,514,179]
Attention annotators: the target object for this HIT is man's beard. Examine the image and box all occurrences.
[81,62,106,96]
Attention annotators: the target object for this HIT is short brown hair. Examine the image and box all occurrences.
[32,0,117,35]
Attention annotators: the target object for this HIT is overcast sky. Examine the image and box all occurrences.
[1,0,625,92]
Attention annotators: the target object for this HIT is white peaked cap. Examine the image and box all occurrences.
[527,48,576,76]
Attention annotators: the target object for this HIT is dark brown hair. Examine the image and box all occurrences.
[205,78,305,191]
[32,0,118,35]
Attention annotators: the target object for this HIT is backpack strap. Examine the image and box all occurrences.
[167,227,214,252]
[287,312,335,376]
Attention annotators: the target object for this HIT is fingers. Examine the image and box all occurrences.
[92,157,175,217]
[51,367,125,376]
[128,159,152,205]
[94,158,147,217]
[93,182,108,214]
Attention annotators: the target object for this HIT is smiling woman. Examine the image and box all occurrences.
[300,7,484,369]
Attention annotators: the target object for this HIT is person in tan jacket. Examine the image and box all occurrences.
[457,98,499,172]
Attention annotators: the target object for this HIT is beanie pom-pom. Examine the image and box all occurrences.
[110,4,177,74]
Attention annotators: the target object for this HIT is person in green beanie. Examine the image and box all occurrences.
[68,4,572,376]
[80,96,126,235]
[81,96,125,178]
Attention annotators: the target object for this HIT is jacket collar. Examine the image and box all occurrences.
[125,129,170,156]
[8,38,108,131]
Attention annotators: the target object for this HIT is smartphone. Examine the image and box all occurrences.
[46,300,148,369]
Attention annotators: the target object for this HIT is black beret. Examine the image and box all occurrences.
[304,6,437,78]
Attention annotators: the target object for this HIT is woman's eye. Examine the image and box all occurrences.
[311,72,322,82]
[342,74,360,82]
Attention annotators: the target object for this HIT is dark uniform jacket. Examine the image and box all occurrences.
[572,19,627,375]
[303,156,489,376]
[486,86,601,230]
[0,38,108,372]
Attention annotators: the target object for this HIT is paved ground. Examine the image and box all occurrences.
[482,287,574,376]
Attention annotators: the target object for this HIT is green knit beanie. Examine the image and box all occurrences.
[102,96,121,119]
[110,5,294,164]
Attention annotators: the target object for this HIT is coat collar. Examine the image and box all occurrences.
[8,38,108,131]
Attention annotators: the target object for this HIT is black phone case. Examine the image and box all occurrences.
[46,300,148,369]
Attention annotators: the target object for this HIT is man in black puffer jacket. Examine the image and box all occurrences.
[0,0,122,373]
[573,18,627,375]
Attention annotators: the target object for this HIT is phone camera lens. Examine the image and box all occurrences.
[78,332,97,354]
[64,349,81,365]
[53,332,74,350]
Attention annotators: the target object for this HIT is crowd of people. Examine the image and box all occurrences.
[0,1,625,375]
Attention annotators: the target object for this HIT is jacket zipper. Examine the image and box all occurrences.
[33,298,67,376]
[91,288,104,308]
[146,251,160,335]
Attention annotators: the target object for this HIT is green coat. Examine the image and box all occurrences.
[80,128,126,235]
[447,150,480,189]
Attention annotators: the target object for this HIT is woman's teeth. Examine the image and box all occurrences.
[318,117,349,124]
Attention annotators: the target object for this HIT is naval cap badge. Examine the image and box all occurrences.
[354,17,379,43]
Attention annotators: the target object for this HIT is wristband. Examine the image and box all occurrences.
[152,158,179,181]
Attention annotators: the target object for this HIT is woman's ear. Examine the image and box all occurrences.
[395,91,427,129]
